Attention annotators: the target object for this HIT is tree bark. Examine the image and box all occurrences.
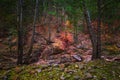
[17,0,23,65]
[82,0,98,59]
[25,0,39,64]
[96,0,102,59]
[73,19,77,43]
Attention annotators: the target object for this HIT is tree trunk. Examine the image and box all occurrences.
[96,0,102,59]
[17,0,23,65]
[82,0,98,60]
[48,1,52,44]
[25,0,39,64]
[83,19,88,34]
[73,19,78,44]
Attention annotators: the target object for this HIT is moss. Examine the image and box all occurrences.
[0,60,120,80]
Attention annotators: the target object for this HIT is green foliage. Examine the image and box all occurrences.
[0,0,119,35]
[48,11,56,15]
[0,0,17,32]
[102,0,120,23]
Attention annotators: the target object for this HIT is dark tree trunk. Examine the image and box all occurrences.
[17,0,23,65]
[25,0,39,64]
[73,19,78,44]
[82,0,98,60]
[96,0,102,59]
[48,1,52,44]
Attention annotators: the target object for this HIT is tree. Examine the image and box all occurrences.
[82,0,103,59]
[25,0,39,64]
[82,0,98,60]
[48,1,52,44]
[17,0,24,65]
[95,0,102,59]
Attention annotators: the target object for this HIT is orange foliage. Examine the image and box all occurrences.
[59,31,73,43]
[53,31,73,50]
[53,38,64,49]
[64,20,73,29]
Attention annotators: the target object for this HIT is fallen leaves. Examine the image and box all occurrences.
[106,45,120,52]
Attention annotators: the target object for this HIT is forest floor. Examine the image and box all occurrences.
[0,60,120,80]
[0,26,120,80]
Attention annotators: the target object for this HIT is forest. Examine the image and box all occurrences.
[0,0,120,80]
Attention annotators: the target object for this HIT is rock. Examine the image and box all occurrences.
[0,63,2,69]
[116,43,120,48]
[72,54,82,62]
[53,63,59,67]
[65,70,75,74]
[60,56,71,63]
[0,59,2,62]
[114,57,120,61]
[41,65,49,70]
[73,76,80,80]
[75,64,79,69]
[36,69,41,73]
[102,51,110,55]
[83,55,92,62]
[60,74,65,80]
[48,60,57,64]
[79,64,84,70]
[59,68,64,72]
[40,45,53,60]
[88,66,92,70]
[3,75,8,80]
[60,76,65,80]
[89,69,95,73]
[100,77,107,80]
[49,74,53,79]
[48,56,55,60]
[93,75,97,79]
[76,43,84,48]
[85,73,93,79]
[64,68,68,72]
[85,50,92,55]
[68,71,73,75]
[0,39,3,42]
